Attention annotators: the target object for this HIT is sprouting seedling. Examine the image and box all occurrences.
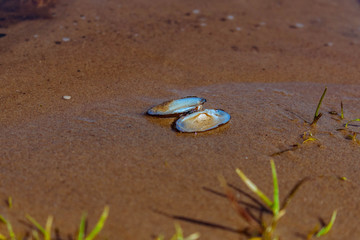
[307,210,337,239]
[236,160,279,215]
[0,215,16,240]
[236,159,284,239]
[26,214,53,240]
[311,87,327,126]
[345,119,360,128]
[155,224,200,240]
[315,210,337,237]
[235,160,315,240]
[78,205,110,240]
[26,206,109,240]
[340,101,344,119]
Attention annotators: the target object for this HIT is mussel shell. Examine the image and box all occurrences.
[147,96,206,116]
[175,109,231,132]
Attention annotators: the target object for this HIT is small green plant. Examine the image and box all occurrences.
[306,210,337,239]
[156,224,200,240]
[77,206,110,240]
[340,101,344,119]
[235,160,336,240]
[27,206,109,240]
[26,215,53,240]
[316,210,337,237]
[345,119,360,128]
[236,160,283,240]
[0,215,16,240]
[311,87,327,126]
[0,206,109,240]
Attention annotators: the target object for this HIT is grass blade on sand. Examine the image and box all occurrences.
[345,119,360,128]
[84,205,109,240]
[311,87,327,126]
[0,215,16,240]
[316,210,337,237]
[45,216,53,240]
[171,224,184,240]
[270,160,279,215]
[78,213,87,240]
[235,169,273,209]
[26,215,53,240]
[340,101,344,119]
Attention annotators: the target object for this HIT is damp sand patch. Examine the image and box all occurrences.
[0,82,359,239]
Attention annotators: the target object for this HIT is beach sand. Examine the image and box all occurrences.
[1,0,360,239]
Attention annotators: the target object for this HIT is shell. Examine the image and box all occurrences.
[175,109,230,132]
[147,96,206,116]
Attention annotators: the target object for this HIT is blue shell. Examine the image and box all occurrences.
[147,96,206,116]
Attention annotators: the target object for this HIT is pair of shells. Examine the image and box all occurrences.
[147,96,231,133]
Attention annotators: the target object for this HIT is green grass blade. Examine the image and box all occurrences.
[316,210,337,237]
[0,215,16,240]
[340,101,344,119]
[175,223,183,237]
[85,206,109,240]
[78,213,87,240]
[7,197,12,209]
[345,119,360,128]
[236,168,273,208]
[311,113,323,126]
[170,224,183,240]
[313,87,327,122]
[45,216,53,240]
[270,160,280,215]
[32,230,40,240]
[26,215,46,236]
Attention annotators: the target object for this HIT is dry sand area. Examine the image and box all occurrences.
[1,0,360,239]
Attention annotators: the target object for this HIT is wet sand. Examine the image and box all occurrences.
[1,0,360,239]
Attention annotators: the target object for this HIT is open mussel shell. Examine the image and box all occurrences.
[175,109,231,133]
[147,96,206,116]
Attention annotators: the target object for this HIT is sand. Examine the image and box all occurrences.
[1,0,360,239]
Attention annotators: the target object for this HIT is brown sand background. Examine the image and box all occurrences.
[1,0,360,239]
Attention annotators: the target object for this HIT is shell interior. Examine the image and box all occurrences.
[175,109,230,132]
[147,96,206,116]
